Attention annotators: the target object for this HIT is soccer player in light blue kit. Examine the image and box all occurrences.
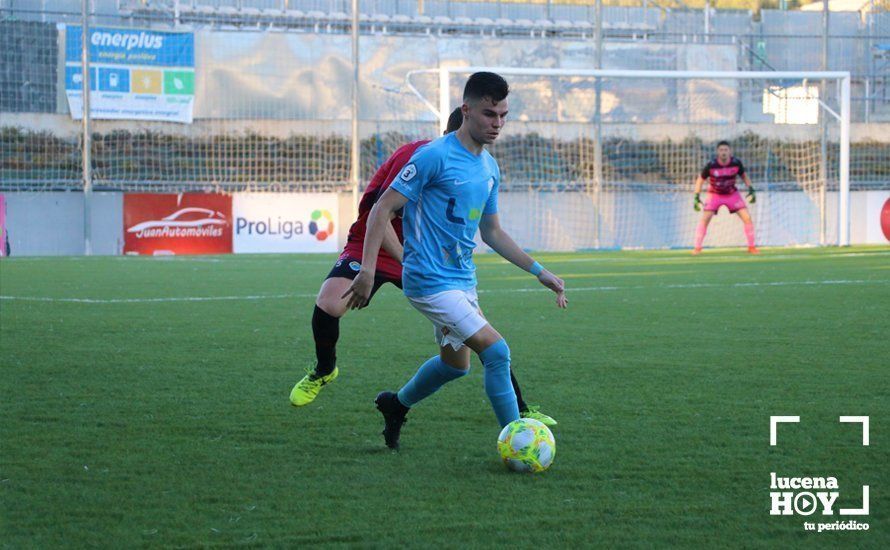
[343,72,567,450]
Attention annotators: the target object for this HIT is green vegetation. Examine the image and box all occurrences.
[2,127,887,191]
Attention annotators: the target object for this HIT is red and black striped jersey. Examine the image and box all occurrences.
[700,157,746,195]
[340,140,430,278]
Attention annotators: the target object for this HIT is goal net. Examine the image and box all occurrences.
[409,67,852,250]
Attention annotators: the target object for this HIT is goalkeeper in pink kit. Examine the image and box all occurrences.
[692,140,759,254]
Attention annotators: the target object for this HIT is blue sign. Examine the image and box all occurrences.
[64,25,195,123]
[65,66,97,91]
[65,26,194,67]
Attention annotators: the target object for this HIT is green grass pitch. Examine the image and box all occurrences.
[1,247,888,547]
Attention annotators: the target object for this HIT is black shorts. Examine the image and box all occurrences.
[326,257,402,302]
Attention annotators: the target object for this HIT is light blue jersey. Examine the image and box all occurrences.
[389,132,500,298]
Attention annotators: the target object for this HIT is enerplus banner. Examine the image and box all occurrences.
[233,194,338,253]
[124,194,232,255]
[64,25,195,123]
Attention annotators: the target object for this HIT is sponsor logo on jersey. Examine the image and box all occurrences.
[445,197,465,225]
[711,166,740,178]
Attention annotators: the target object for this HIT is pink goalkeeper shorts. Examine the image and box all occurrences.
[704,190,747,214]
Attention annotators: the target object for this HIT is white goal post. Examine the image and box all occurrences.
[407,68,852,249]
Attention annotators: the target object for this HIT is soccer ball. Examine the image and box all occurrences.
[497,418,556,473]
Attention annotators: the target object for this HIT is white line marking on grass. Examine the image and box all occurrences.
[0,293,316,303]
[485,279,890,294]
[2,279,886,304]
[4,249,886,265]
[522,251,890,265]
[2,256,340,265]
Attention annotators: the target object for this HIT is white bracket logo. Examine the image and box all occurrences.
[770,415,800,446]
[770,415,869,447]
[839,416,870,446]
[769,416,870,519]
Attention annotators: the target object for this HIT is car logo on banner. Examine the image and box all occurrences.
[124,194,233,255]
[126,207,228,235]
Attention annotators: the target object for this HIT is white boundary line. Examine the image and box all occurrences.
[0,293,315,304]
[3,249,887,265]
[1,279,886,304]
[528,251,890,264]
[495,279,889,294]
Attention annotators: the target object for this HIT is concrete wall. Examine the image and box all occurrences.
[1,191,354,257]
[3,192,122,256]
[2,190,886,256]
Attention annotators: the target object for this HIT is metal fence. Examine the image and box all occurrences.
[1,2,887,195]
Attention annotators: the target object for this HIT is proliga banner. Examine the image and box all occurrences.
[124,194,232,255]
[64,25,195,123]
[233,193,339,253]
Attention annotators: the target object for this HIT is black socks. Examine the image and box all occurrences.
[312,305,340,376]
[510,369,529,413]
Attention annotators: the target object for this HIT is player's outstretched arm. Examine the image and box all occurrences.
[381,218,403,264]
[343,188,409,309]
[479,213,567,308]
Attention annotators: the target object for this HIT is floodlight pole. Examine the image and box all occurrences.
[593,0,603,249]
[81,0,93,256]
[819,0,829,245]
[350,0,360,222]
[839,75,851,246]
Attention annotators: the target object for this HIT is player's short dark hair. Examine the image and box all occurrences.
[463,72,509,103]
[445,107,463,134]
[716,140,731,148]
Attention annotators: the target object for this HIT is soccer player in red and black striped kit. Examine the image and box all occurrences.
[289,108,557,426]
[692,140,759,254]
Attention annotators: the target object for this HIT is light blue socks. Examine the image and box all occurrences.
[479,339,520,427]
[395,340,519,428]
[397,355,468,407]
